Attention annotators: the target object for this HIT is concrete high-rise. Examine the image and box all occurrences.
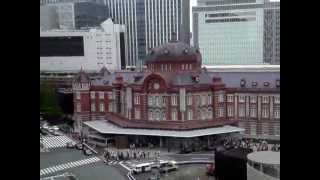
[193,0,280,65]
[104,0,190,68]
[40,1,109,30]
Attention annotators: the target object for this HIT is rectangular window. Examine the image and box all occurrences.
[227,106,234,117]
[90,92,95,99]
[76,103,81,112]
[135,108,140,119]
[218,94,224,103]
[162,97,166,106]
[181,64,184,70]
[274,96,280,104]
[169,64,172,71]
[171,96,177,106]
[76,92,81,100]
[262,96,269,103]
[108,92,113,100]
[91,103,96,112]
[201,95,207,105]
[239,105,245,117]
[187,110,193,120]
[250,96,257,103]
[172,110,177,120]
[148,96,153,106]
[190,64,192,70]
[134,94,140,105]
[99,92,104,99]
[187,96,192,106]
[219,107,224,117]
[250,124,257,136]
[250,107,257,117]
[100,103,105,112]
[262,107,269,118]
[227,95,233,102]
[239,95,245,103]
[208,95,212,105]
[108,102,113,112]
[155,96,160,107]
[149,111,153,120]
[274,108,280,119]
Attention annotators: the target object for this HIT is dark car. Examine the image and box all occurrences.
[75,143,83,150]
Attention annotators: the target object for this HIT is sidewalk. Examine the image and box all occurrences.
[103,147,179,158]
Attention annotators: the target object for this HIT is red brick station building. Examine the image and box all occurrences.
[72,41,280,148]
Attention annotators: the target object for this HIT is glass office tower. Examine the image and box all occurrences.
[105,0,190,68]
[193,0,280,65]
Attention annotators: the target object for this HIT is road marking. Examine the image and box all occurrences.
[191,158,210,160]
[119,161,131,171]
[40,156,101,176]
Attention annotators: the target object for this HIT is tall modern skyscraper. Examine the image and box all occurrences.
[193,0,280,65]
[104,0,190,68]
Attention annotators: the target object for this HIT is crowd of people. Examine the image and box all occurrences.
[103,144,161,163]
[221,138,280,152]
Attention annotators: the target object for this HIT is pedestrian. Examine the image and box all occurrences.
[134,152,136,159]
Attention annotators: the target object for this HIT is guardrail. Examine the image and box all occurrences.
[82,143,98,154]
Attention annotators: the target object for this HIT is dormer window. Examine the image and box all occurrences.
[240,79,246,87]
[252,82,258,87]
[183,48,189,54]
[181,64,185,70]
[164,49,169,55]
[264,82,270,87]
[276,79,280,88]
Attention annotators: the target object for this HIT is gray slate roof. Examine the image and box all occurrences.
[209,72,280,88]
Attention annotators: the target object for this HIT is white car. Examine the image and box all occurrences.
[132,163,152,174]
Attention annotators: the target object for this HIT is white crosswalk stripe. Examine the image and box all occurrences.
[40,156,101,177]
[42,135,75,150]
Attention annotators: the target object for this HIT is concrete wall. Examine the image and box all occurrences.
[247,165,279,180]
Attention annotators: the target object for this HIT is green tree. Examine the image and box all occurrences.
[40,82,63,118]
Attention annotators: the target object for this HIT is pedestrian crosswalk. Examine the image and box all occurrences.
[40,156,101,177]
[42,135,75,149]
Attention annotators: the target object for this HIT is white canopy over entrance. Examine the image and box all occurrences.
[83,120,244,138]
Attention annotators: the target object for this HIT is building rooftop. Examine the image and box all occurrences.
[83,120,244,138]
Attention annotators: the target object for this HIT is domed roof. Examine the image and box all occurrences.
[145,41,201,63]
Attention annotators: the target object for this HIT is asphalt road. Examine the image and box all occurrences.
[41,146,127,180]
[134,164,215,180]
[164,153,215,162]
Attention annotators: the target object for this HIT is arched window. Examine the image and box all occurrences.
[171,109,177,120]
[187,109,193,120]
[162,110,166,120]
[196,109,201,120]
[208,107,213,119]
[155,96,160,107]
[148,110,153,120]
[155,110,161,121]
